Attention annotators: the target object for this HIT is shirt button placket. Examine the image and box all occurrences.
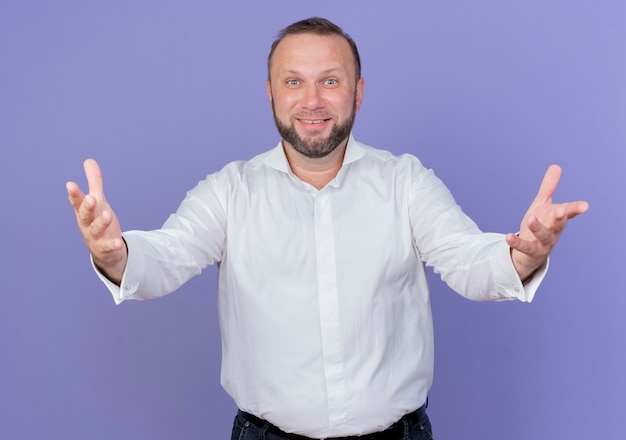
[313,192,349,430]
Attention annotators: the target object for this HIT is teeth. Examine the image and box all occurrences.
[302,119,323,124]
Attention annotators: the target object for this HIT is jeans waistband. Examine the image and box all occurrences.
[239,403,427,440]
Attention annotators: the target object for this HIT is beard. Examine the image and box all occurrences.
[271,94,357,159]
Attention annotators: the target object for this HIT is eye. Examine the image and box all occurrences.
[324,78,337,86]
[287,79,300,86]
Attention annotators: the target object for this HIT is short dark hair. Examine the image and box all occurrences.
[267,17,362,81]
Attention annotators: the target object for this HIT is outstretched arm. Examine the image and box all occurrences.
[506,164,589,283]
[66,159,127,285]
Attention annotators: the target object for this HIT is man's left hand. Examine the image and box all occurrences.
[506,164,589,282]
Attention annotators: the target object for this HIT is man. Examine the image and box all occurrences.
[67,17,588,440]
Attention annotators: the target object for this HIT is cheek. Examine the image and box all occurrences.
[329,92,356,114]
[276,91,299,107]
[272,92,299,116]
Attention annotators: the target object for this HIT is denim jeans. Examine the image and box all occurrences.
[230,409,434,440]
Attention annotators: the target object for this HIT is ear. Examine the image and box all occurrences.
[266,80,273,104]
[355,77,365,112]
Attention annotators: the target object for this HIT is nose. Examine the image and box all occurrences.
[301,83,324,110]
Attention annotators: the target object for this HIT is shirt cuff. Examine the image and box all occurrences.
[90,233,145,305]
[492,239,549,303]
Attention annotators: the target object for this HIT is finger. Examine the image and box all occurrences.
[84,158,104,196]
[525,214,562,247]
[563,200,589,219]
[533,164,562,205]
[509,211,559,251]
[506,233,538,256]
[66,181,85,210]
[508,232,552,261]
[88,208,114,237]
[77,194,98,226]
[505,232,522,249]
[97,237,126,253]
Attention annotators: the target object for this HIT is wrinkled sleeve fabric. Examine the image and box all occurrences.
[408,160,546,302]
[94,171,229,305]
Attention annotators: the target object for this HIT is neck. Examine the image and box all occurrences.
[283,138,348,190]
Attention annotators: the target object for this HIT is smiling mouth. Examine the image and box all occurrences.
[298,118,331,125]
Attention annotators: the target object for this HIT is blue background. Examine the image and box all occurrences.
[1,1,624,438]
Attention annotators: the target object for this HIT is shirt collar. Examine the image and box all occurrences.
[264,134,366,175]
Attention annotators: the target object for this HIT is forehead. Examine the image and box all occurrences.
[270,33,356,78]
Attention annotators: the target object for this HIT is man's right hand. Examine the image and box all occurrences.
[66,159,127,285]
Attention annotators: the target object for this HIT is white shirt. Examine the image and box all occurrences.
[98,135,545,438]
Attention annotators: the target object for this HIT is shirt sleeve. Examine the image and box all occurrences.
[93,172,228,304]
[409,162,547,302]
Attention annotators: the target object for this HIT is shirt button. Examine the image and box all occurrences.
[514,287,520,292]
[125,285,132,291]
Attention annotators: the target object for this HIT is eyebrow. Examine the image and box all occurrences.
[279,67,344,76]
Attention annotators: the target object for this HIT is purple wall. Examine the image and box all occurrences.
[2,1,624,438]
